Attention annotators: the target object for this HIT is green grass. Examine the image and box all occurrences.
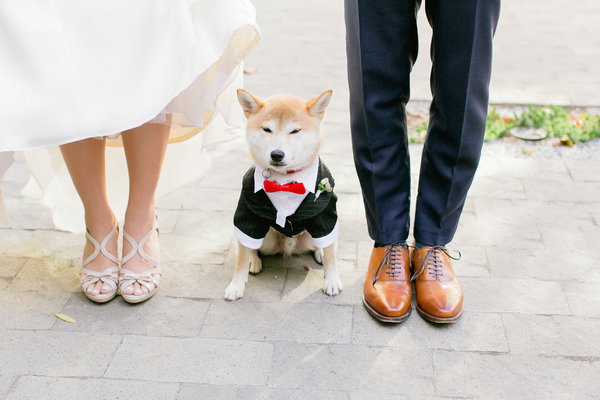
[409,105,600,144]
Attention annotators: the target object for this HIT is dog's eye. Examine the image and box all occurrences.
[262,127,272,133]
[290,128,301,134]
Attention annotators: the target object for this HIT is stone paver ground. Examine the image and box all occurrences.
[1,1,599,399]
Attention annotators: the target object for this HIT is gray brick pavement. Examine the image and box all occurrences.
[5,377,180,400]
[1,0,600,399]
[104,336,273,385]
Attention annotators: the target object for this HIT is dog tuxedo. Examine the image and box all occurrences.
[233,157,338,250]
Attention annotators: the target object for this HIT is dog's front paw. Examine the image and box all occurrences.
[249,253,263,274]
[313,248,324,265]
[224,280,246,301]
[322,274,343,296]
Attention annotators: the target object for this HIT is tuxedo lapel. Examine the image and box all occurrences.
[242,167,277,220]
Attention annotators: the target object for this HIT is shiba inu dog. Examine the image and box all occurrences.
[224,89,342,301]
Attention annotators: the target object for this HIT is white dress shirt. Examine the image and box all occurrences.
[253,157,320,227]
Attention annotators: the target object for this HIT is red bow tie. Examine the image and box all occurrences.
[264,180,306,194]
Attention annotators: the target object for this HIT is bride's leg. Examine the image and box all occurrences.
[60,138,117,295]
[121,123,170,297]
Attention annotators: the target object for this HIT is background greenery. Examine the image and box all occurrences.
[408,106,600,144]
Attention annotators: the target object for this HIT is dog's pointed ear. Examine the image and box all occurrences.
[306,90,332,120]
[237,89,263,117]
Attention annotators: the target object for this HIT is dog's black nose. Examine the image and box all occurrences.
[270,149,285,162]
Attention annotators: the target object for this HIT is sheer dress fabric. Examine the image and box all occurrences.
[0,0,260,232]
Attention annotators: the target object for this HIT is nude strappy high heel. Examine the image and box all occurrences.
[119,217,161,304]
[79,222,120,303]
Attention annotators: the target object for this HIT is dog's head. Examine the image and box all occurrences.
[236,89,332,174]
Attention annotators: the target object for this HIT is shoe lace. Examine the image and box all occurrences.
[411,246,461,282]
[372,242,408,286]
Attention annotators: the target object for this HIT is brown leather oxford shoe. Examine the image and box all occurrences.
[362,243,412,323]
[411,246,463,323]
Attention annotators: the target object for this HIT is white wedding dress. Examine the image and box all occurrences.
[0,0,260,232]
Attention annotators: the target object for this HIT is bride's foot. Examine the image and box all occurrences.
[119,211,161,304]
[80,217,119,303]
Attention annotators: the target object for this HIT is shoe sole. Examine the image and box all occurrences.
[362,296,411,323]
[416,303,463,324]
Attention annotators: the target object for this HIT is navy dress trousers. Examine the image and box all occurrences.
[345,0,501,246]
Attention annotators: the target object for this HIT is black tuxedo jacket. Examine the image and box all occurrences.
[233,159,338,240]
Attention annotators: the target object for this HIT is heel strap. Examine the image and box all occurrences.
[122,218,159,268]
[83,223,119,267]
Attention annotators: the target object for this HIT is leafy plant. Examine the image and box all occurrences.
[484,106,515,141]
[579,114,600,142]
[517,106,549,128]
[408,135,424,144]
[515,105,600,143]
[415,120,429,134]
[409,105,600,144]
[407,119,427,144]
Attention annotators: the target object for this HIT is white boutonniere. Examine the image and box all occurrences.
[314,177,333,201]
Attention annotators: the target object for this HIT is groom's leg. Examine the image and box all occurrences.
[345,0,421,324]
[414,0,501,246]
[345,0,420,245]
[412,0,500,324]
